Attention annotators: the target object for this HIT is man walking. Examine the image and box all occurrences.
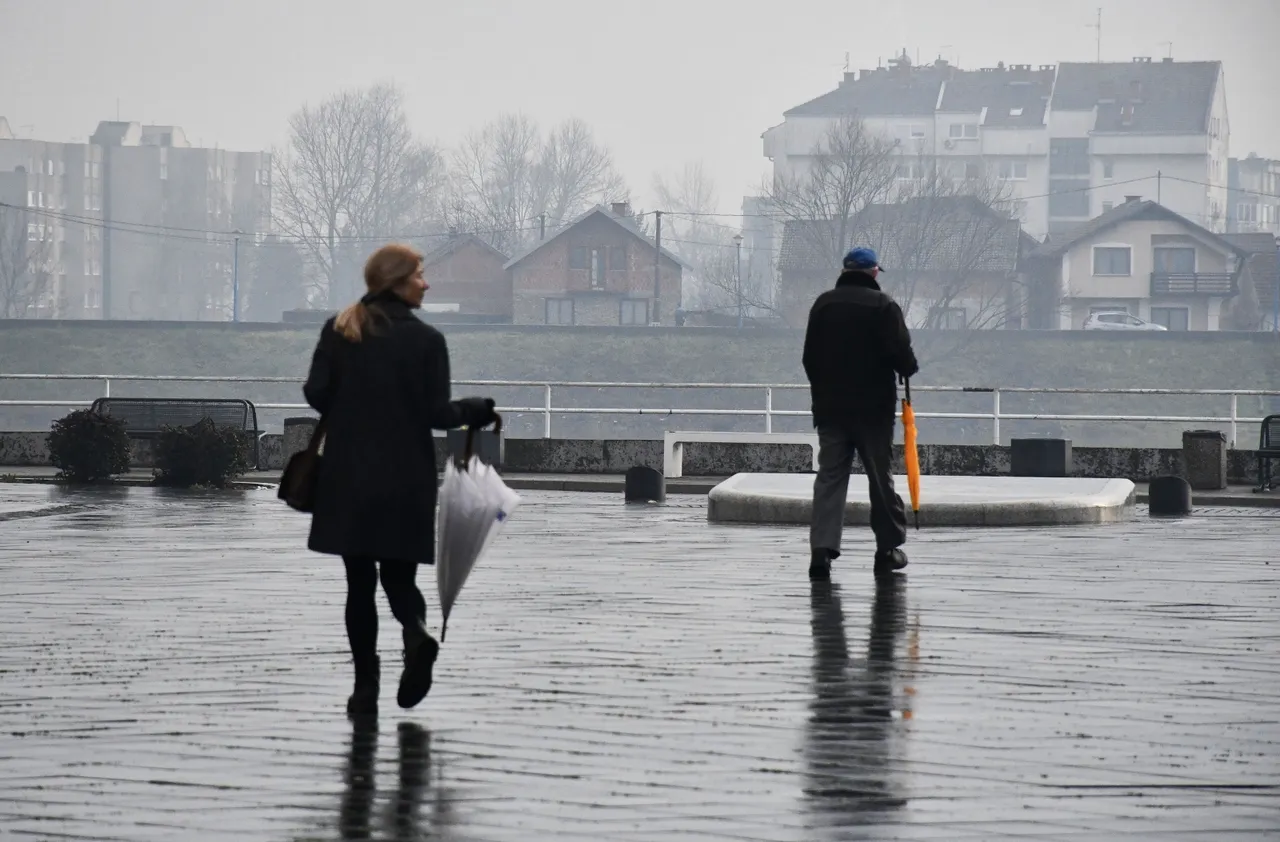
[803,247,919,582]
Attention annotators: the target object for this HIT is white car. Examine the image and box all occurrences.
[1083,311,1168,331]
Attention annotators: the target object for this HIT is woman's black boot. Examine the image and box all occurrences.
[347,655,380,718]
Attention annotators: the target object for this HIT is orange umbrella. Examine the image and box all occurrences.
[902,379,921,530]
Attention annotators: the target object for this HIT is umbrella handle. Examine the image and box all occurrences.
[462,414,503,467]
[903,378,912,404]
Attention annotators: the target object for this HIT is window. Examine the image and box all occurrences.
[938,307,967,329]
[909,125,926,139]
[1092,246,1132,276]
[83,161,91,178]
[46,160,54,175]
[84,195,91,210]
[91,162,99,179]
[1102,160,1114,180]
[1238,203,1259,223]
[568,246,589,270]
[545,298,574,325]
[1153,247,1196,274]
[26,190,34,207]
[949,123,979,139]
[619,299,649,325]
[27,222,40,241]
[609,246,627,270]
[589,248,606,289]
[1049,181,1090,216]
[998,160,1027,181]
[1010,107,1024,117]
[897,162,925,180]
[160,164,167,180]
[1150,307,1189,331]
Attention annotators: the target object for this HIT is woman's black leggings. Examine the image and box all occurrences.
[342,557,426,662]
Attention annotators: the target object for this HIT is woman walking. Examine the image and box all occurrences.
[303,243,497,717]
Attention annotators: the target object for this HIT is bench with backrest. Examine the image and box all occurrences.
[663,430,819,478]
[1255,414,1280,493]
[89,398,262,468]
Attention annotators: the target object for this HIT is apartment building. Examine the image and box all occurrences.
[0,120,271,320]
[1228,154,1280,236]
[758,54,1230,245]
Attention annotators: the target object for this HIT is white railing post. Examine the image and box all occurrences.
[765,386,773,434]
[103,376,110,398]
[992,389,1001,445]
[1229,393,1238,447]
[543,384,552,439]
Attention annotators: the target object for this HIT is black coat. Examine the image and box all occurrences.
[303,298,487,563]
[802,271,920,426]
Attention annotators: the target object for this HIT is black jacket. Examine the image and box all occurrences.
[303,297,490,563]
[802,271,919,426]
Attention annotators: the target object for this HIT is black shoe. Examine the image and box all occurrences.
[397,633,440,710]
[873,548,909,577]
[809,549,832,581]
[347,655,380,718]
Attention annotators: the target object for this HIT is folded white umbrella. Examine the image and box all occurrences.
[436,424,520,642]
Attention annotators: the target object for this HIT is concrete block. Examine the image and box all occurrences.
[1182,430,1227,490]
[1011,438,1072,477]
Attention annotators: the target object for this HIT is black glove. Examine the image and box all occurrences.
[457,397,497,429]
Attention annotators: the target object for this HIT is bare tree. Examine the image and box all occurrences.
[274,83,445,306]
[866,160,1025,331]
[0,207,55,318]
[445,114,628,255]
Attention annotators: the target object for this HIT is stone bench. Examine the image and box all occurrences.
[663,431,819,478]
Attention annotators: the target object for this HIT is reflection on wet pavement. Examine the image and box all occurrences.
[1,487,1278,841]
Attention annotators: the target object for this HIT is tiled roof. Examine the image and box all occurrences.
[1032,200,1246,260]
[1225,233,1279,304]
[503,205,692,271]
[421,233,508,267]
[778,196,1026,275]
[1051,60,1219,134]
[785,63,948,118]
[939,67,1055,128]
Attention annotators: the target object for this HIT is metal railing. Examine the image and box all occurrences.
[0,374,1277,447]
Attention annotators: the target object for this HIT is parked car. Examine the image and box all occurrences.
[1083,311,1168,331]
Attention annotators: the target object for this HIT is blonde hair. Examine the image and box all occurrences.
[333,243,423,342]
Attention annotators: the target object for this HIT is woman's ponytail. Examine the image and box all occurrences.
[333,300,371,343]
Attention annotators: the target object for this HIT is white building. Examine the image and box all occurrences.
[757,55,1230,249]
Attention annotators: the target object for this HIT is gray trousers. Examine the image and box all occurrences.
[810,419,908,557]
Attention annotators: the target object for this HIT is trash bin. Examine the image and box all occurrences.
[1181,429,1227,490]
[1010,438,1072,477]
[283,417,319,461]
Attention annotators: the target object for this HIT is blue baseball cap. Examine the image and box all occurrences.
[843,247,885,272]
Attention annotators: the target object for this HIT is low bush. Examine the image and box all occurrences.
[153,418,252,488]
[48,409,132,482]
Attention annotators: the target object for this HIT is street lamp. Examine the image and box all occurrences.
[732,234,744,328]
[232,229,243,322]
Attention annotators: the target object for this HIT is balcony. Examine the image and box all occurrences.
[1150,272,1235,297]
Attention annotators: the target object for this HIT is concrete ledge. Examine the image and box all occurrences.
[707,473,1137,527]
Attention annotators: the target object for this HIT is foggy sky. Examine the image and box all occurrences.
[1,0,1276,215]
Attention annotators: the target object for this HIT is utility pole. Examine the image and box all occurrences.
[1087,8,1102,62]
[1157,170,1162,204]
[652,211,662,325]
[232,230,242,322]
[539,213,546,241]
[733,234,744,328]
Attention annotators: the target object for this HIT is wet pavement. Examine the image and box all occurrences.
[1,486,1278,841]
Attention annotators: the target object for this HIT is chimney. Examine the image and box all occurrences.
[1123,195,1142,204]
[611,201,631,217]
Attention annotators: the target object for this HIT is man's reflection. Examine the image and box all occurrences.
[804,578,910,831]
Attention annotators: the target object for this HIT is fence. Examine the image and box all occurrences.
[1,374,1278,447]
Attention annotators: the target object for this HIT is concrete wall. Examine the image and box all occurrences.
[0,431,1264,485]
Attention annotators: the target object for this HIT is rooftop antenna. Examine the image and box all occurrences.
[1159,41,1173,59]
[1086,8,1102,62]
[843,51,850,72]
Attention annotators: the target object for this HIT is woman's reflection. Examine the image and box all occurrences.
[804,578,910,831]
[334,720,436,840]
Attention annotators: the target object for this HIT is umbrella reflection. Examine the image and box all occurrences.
[803,578,911,830]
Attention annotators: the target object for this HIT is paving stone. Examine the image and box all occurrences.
[0,486,1278,840]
